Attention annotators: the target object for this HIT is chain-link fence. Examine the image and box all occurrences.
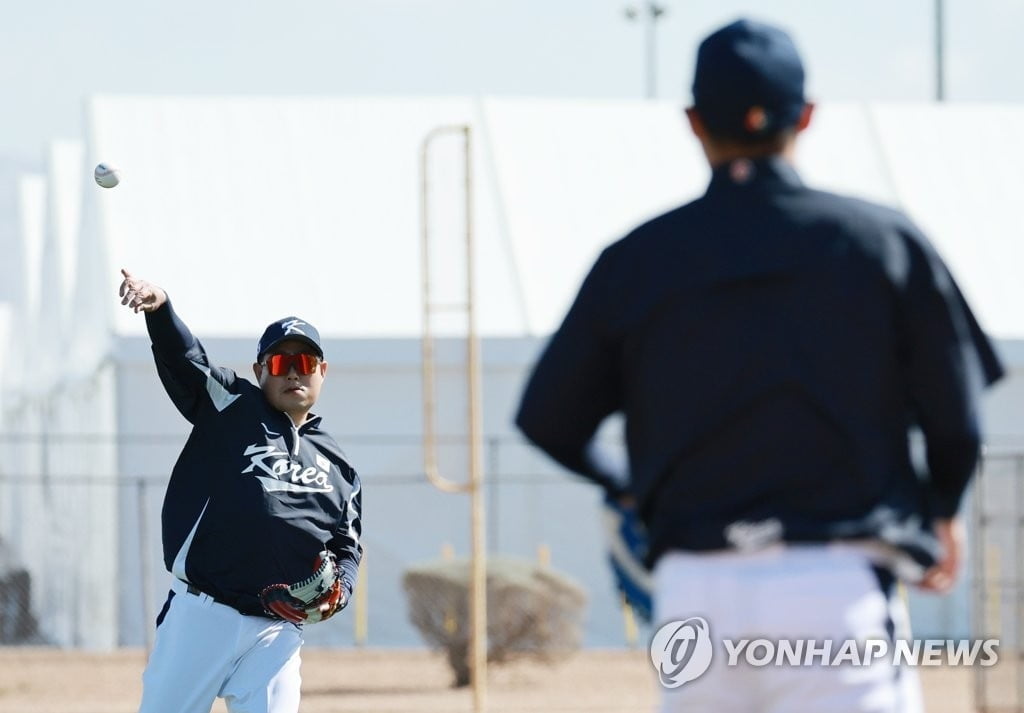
[973,449,1024,712]
[0,431,638,655]
[1,432,1021,708]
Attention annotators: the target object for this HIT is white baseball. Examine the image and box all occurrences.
[94,163,121,189]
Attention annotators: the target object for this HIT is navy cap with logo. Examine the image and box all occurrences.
[692,18,806,140]
[257,317,324,361]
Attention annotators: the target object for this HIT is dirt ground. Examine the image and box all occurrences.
[0,647,991,712]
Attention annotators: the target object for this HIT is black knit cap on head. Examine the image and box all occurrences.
[692,18,806,139]
[257,317,324,361]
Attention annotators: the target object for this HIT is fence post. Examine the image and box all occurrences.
[354,549,368,646]
[488,437,500,554]
[621,595,639,649]
[137,478,154,652]
[1016,455,1024,713]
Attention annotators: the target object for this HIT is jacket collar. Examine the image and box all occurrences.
[705,155,803,197]
[301,414,323,431]
[270,403,323,432]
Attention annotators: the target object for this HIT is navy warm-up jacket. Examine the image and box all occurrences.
[146,300,362,616]
[516,156,1004,571]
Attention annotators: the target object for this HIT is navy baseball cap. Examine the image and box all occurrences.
[257,317,324,360]
[692,18,806,139]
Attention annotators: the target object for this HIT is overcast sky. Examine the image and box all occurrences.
[2,0,1023,162]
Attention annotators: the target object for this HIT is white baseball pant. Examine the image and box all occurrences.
[138,578,303,713]
[653,545,924,713]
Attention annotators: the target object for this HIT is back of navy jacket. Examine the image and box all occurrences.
[146,301,362,615]
[516,157,1004,571]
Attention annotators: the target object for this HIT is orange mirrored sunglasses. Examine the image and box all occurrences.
[263,353,320,376]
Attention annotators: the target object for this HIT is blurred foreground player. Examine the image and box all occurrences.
[516,18,1003,712]
[119,269,362,713]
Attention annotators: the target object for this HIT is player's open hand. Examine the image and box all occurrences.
[119,268,167,313]
[918,517,965,593]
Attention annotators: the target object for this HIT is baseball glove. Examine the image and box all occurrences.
[602,494,653,623]
[260,550,347,624]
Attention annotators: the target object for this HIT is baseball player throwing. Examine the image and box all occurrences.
[119,269,362,713]
[516,19,1003,713]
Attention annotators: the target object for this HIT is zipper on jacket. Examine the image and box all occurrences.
[285,414,301,456]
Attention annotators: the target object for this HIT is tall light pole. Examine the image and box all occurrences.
[625,3,668,99]
[935,0,946,101]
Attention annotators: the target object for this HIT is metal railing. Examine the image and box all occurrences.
[421,123,488,711]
